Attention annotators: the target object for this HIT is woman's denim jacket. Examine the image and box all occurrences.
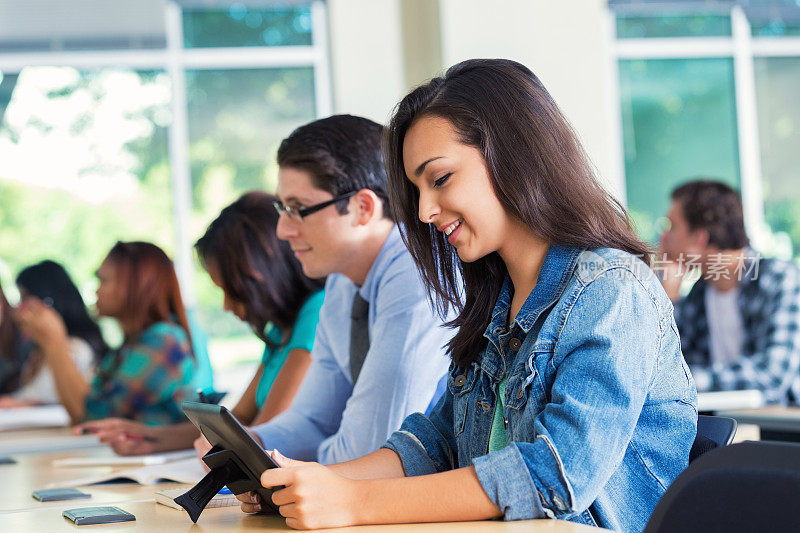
[384,246,697,533]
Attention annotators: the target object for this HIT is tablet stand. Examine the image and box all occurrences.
[174,445,262,523]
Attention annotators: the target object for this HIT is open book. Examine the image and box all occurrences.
[46,458,205,489]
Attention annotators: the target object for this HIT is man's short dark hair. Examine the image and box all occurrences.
[672,179,749,250]
[277,114,393,220]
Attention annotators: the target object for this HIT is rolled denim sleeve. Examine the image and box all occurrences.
[471,269,677,520]
[473,444,547,520]
[383,386,457,477]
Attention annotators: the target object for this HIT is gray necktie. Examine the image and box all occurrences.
[349,292,370,384]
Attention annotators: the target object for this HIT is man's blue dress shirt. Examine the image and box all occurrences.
[252,226,452,464]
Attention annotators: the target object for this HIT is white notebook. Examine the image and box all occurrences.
[155,487,239,511]
[0,405,70,431]
[53,449,196,468]
[46,457,205,489]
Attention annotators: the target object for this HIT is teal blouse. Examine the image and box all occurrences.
[84,321,195,425]
[255,290,324,408]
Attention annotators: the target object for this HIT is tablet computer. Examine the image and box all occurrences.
[181,401,280,512]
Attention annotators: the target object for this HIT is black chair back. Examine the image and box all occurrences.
[689,415,737,462]
[645,441,800,533]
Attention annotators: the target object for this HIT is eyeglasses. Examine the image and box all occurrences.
[272,191,358,221]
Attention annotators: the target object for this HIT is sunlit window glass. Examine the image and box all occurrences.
[183,5,313,48]
[755,57,800,258]
[618,58,741,242]
[616,14,732,39]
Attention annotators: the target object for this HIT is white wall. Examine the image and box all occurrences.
[327,0,407,125]
[437,0,621,199]
[313,1,623,202]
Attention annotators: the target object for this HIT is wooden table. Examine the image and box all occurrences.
[0,430,605,531]
[0,504,603,532]
[0,446,187,513]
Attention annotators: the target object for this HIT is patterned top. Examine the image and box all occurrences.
[675,253,800,404]
[255,290,325,408]
[84,321,195,425]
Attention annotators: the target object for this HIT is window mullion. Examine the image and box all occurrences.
[732,5,767,250]
[165,0,196,308]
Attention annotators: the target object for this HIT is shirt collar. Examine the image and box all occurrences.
[484,245,582,338]
[356,225,401,302]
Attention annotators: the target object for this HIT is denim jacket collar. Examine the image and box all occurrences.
[483,245,582,343]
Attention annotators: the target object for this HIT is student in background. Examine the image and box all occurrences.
[77,192,325,455]
[19,242,195,425]
[0,280,23,395]
[235,59,696,532]
[659,180,800,404]
[0,261,106,407]
[194,191,325,429]
[233,114,452,466]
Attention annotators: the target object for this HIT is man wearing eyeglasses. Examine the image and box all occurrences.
[249,114,452,465]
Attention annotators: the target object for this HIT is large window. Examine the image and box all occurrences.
[0,1,330,393]
[611,2,800,260]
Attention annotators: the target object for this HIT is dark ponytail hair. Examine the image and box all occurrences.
[384,59,651,367]
[16,260,108,360]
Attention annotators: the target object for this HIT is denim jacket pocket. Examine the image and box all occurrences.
[448,364,478,437]
[510,351,551,441]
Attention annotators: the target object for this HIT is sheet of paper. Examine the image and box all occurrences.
[53,449,196,468]
[0,405,70,431]
[0,434,100,456]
